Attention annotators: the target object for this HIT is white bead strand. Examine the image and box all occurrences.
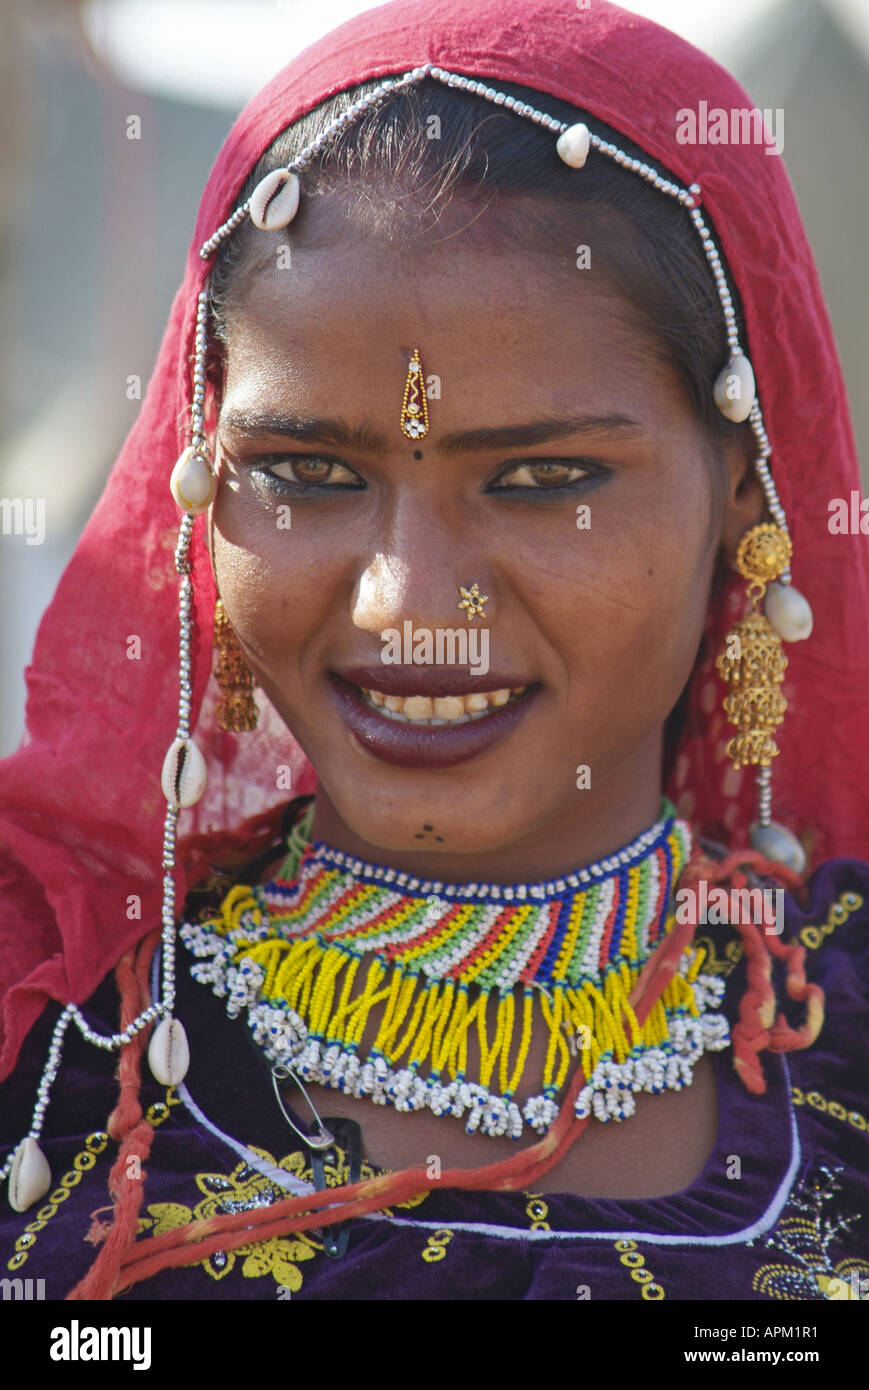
[198,65,434,263]
[190,289,209,449]
[0,991,165,1209]
[170,291,216,514]
[314,806,683,899]
[154,511,198,1034]
[0,1003,73,1193]
[756,765,773,828]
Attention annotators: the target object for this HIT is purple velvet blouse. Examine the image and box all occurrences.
[2,854,867,1303]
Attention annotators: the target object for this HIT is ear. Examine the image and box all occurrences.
[720,425,766,564]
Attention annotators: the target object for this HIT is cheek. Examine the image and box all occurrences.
[208,469,341,665]
[499,467,716,714]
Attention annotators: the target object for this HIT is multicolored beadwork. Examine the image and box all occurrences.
[180,803,730,1140]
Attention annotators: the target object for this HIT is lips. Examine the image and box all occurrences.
[328,672,540,769]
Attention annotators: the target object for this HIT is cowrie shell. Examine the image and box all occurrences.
[8,1137,51,1213]
[249,169,300,230]
[148,1017,190,1086]
[749,820,806,875]
[170,446,216,514]
[556,123,591,169]
[161,737,207,809]
[764,581,813,642]
[713,352,756,422]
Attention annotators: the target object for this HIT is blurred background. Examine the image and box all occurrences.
[1,0,867,756]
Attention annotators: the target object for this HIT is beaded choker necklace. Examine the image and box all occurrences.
[180,800,730,1140]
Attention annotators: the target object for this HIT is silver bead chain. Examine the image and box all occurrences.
[159,511,197,1016]
[191,290,209,452]
[198,65,434,262]
[756,765,773,828]
[0,511,194,1178]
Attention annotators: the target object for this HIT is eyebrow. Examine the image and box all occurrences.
[436,414,647,454]
[218,408,647,455]
[219,409,390,454]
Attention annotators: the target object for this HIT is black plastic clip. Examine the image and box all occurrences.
[306,1116,363,1259]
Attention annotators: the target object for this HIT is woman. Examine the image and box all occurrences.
[1,0,867,1303]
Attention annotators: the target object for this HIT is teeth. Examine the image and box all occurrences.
[357,684,528,724]
[403,696,434,720]
[433,696,465,720]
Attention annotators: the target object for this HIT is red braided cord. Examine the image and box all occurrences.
[66,928,161,1300]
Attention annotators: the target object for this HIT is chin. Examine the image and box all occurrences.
[319,776,538,858]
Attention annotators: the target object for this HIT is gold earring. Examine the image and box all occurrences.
[715,523,792,769]
[213,598,258,732]
[457,583,488,621]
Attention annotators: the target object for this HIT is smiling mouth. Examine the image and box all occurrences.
[356,685,529,724]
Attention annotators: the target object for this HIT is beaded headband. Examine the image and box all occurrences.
[2,63,812,1210]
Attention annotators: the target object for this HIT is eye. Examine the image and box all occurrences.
[490,459,594,489]
[251,454,364,489]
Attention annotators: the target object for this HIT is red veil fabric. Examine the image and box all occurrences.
[1,0,867,1084]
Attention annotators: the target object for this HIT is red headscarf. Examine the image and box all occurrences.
[2,0,867,1083]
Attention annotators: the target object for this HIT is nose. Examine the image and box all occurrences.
[351,501,491,639]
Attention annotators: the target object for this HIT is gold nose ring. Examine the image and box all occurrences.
[457,583,488,621]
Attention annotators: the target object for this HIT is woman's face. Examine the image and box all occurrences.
[210,191,758,878]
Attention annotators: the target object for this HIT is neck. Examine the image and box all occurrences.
[310,741,665,885]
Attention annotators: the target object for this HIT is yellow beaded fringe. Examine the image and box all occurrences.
[205,884,706,1096]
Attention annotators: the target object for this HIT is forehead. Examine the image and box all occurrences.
[218,193,688,429]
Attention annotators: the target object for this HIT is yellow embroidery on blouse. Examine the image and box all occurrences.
[791,1087,868,1133]
[751,1165,869,1300]
[137,1142,427,1288]
[613,1237,666,1300]
[421,1229,454,1263]
[797,890,863,950]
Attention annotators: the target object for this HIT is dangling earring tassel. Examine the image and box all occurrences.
[214,598,258,731]
[716,524,805,874]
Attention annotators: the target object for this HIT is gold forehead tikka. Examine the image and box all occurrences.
[458,583,488,621]
[400,348,429,440]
